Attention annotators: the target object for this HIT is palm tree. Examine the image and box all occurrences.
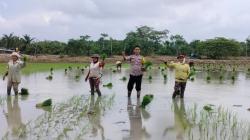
[80,35,91,56]
[22,34,35,52]
[100,33,108,53]
[2,33,14,49]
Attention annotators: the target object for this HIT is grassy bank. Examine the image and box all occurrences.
[0,63,130,75]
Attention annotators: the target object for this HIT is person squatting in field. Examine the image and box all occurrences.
[3,52,26,96]
[123,46,145,98]
[85,54,105,96]
[165,55,190,99]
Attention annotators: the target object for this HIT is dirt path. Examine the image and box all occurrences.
[1,54,250,65]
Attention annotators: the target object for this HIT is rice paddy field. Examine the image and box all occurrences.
[0,63,250,140]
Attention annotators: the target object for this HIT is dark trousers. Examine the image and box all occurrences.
[127,75,143,92]
[172,81,187,98]
[89,77,101,96]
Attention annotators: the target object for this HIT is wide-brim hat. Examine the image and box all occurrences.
[91,54,100,58]
[177,55,185,59]
[10,52,20,58]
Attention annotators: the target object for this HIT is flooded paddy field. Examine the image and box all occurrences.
[0,66,250,140]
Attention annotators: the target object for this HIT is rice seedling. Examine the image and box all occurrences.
[9,95,115,139]
[182,104,250,140]
[231,75,235,80]
[120,76,127,81]
[46,75,53,80]
[101,53,107,60]
[206,76,211,81]
[163,74,167,80]
[148,75,152,80]
[203,105,213,112]
[141,94,154,109]
[190,77,195,81]
[36,99,52,107]
[103,83,113,88]
[19,88,29,95]
[144,61,153,70]
[219,75,223,80]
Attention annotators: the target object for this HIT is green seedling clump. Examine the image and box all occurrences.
[141,94,154,109]
[103,83,113,88]
[23,55,28,62]
[231,76,235,80]
[120,77,127,81]
[163,74,167,80]
[219,75,223,80]
[203,105,213,112]
[19,88,29,95]
[36,99,52,107]
[144,61,153,70]
[148,75,152,80]
[46,75,53,80]
[101,53,107,60]
[206,76,211,81]
[190,77,194,81]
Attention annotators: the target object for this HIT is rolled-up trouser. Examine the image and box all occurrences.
[127,75,143,92]
[173,81,187,98]
[89,77,101,96]
[7,81,19,95]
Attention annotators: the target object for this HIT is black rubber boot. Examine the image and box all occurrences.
[128,91,132,98]
[7,88,11,96]
[172,92,177,99]
[91,90,95,96]
[96,89,102,97]
[137,91,141,98]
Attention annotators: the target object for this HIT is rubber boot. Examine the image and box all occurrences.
[96,89,102,97]
[137,91,141,98]
[172,92,177,99]
[91,90,95,96]
[7,88,11,96]
[14,91,18,96]
[180,92,184,99]
[128,91,132,98]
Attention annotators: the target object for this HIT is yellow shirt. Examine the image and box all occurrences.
[168,62,190,82]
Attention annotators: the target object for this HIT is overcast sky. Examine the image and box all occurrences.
[0,0,249,42]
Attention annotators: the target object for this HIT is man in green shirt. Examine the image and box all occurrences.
[166,55,190,99]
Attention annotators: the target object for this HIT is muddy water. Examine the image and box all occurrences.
[0,68,250,140]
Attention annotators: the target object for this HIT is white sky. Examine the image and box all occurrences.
[0,0,249,42]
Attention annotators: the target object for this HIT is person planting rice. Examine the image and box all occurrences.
[3,52,26,96]
[116,61,122,71]
[165,55,190,99]
[122,46,145,98]
[85,54,105,96]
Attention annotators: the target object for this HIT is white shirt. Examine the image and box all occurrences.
[89,62,102,78]
[7,60,25,83]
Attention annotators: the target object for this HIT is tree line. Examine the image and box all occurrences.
[0,25,250,59]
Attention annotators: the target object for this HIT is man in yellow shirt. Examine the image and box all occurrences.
[166,55,190,99]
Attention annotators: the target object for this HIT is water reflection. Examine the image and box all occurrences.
[163,99,191,140]
[4,96,25,137]
[125,98,151,140]
[87,96,105,140]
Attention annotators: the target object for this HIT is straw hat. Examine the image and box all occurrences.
[10,52,21,58]
[91,54,100,58]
